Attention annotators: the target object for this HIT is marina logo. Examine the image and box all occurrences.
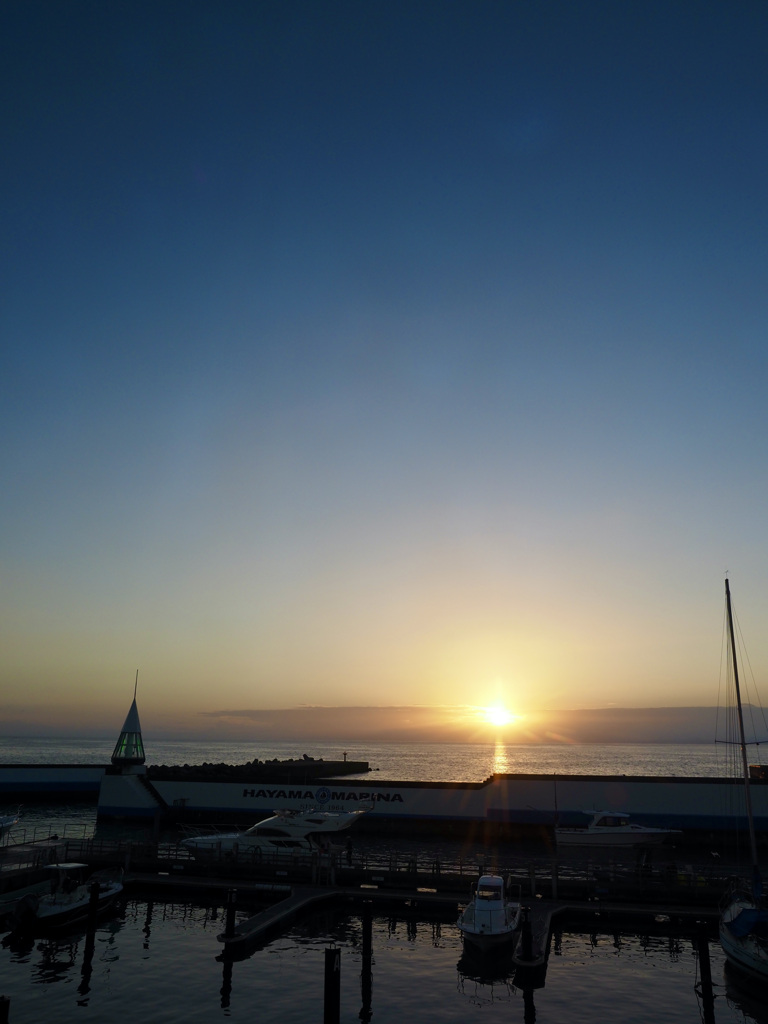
[240,787,404,804]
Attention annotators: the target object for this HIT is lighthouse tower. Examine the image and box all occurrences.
[111,671,146,769]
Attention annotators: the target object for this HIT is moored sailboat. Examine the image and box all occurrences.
[717,579,768,983]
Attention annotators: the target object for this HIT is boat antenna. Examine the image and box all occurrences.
[724,579,759,873]
[134,669,139,701]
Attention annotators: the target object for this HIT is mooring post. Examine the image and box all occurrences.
[224,888,237,939]
[362,902,372,961]
[522,982,536,1024]
[220,958,233,1010]
[360,903,372,1022]
[88,881,100,923]
[79,924,96,998]
[520,906,533,961]
[696,925,716,1024]
[0,996,9,1024]
[324,946,341,1024]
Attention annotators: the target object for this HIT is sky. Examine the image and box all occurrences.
[2,1,768,742]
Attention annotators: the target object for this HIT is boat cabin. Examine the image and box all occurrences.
[45,863,92,899]
[587,812,631,829]
[474,875,505,903]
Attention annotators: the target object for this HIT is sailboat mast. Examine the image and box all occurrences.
[724,578,759,869]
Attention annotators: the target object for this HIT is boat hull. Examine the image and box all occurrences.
[719,921,768,983]
[459,927,517,952]
[719,895,768,983]
[14,882,123,931]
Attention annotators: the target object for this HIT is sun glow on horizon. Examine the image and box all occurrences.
[481,704,517,728]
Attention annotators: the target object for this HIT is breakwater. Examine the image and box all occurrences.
[99,764,768,835]
[0,757,369,803]
[0,764,106,801]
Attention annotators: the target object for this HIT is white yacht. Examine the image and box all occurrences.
[180,805,370,858]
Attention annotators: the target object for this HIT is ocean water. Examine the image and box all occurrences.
[0,736,734,780]
[1,897,765,1024]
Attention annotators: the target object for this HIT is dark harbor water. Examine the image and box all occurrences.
[1,897,766,1024]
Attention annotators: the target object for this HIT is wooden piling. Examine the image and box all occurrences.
[696,926,716,1024]
[87,881,100,923]
[360,903,372,1023]
[519,906,534,961]
[224,888,237,939]
[324,946,341,1024]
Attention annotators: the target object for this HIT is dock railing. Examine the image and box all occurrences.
[1,821,91,847]
[32,835,733,908]
[0,823,94,875]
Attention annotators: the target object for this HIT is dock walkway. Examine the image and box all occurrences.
[216,888,718,965]
[123,870,719,966]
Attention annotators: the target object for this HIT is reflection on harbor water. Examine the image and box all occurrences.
[1,896,767,1024]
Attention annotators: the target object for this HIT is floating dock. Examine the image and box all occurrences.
[123,871,719,969]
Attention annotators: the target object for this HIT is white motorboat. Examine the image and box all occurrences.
[456,874,521,952]
[718,579,768,984]
[180,805,371,859]
[555,810,681,846]
[0,879,51,922]
[13,863,123,930]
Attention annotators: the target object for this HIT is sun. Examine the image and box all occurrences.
[482,704,516,728]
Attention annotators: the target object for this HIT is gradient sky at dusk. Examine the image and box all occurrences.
[3,1,768,739]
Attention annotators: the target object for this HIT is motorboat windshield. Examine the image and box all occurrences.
[476,883,503,901]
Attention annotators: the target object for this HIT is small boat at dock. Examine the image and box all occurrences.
[555,810,681,846]
[12,863,123,930]
[456,874,522,952]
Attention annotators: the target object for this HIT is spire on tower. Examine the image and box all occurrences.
[111,671,146,766]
